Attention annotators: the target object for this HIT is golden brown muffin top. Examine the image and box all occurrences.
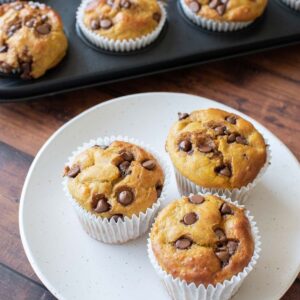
[83,0,162,40]
[150,194,254,286]
[0,1,67,79]
[184,0,268,22]
[166,108,267,189]
[64,141,165,220]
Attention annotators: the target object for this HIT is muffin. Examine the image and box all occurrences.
[148,193,260,300]
[63,136,168,244]
[0,1,68,79]
[166,108,270,202]
[76,0,167,52]
[180,0,268,32]
[281,0,300,11]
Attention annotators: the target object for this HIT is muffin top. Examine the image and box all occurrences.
[150,194,254,286]
[184,0,268,22]
[0,1,67,79]
[64,141,165,220]
[166,108,267,189]
[83,0,162,41]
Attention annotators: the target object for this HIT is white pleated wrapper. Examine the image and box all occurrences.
[180,0,253,32]
[76,0,167,52]
[281,0,300,10]
[62,135,170,244]
[147,193,261,300]
[174,140,271,204]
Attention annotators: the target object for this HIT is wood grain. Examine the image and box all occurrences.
[0,44,299,299]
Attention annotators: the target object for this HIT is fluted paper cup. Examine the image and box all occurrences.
[174,141,271,203]
[180,0,253,32]
[148,192,261,300]
[76,0,167,52]
[281,0,300,10]
[62,135,170,244]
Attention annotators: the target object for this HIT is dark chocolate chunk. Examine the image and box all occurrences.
[214,228,227,242]
[220,202,233,215]
[175,237,192,249]
[90,19,100,30]
[226,115,237,124]
[178,112,189,120]
[215,165,231,177]
[152,12,161,22]
[215,250,230,266]
[67,165,81,178]
[100,19,113,29]
[179,140,192,152]
[118,161,131,177]
[227,240,238,256]
[183,212,198,225]
[93,195,111,213]
[36,23,51,35]
[120,151,134,162]
[189,194,205,204]
[0,45,8,53]
[117,189,134,206]
[142,160,156,170]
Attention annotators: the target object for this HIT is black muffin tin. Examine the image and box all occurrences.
[0,0,300,101]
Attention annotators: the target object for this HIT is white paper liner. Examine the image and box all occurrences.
[281,0,300,10]
[180,0,253,32]
[147,192,261,300]
[174,140,271,204]
[62,135,170,244]
[76,1,167,52]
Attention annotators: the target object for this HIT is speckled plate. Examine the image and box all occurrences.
[19,93,300,300]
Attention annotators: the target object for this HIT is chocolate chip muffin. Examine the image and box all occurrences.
[77,0,166,52]
[180,0,268,31]
[149,194,256,287]
[166,108,268,200]
[64,140,165,220]
[0,1,68,79]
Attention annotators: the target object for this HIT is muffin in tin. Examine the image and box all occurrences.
[76,0,167,52]
[180,0,268,32]
[63,138,167,243]
[0,1,68,79]
[166,108,269,202]
[149,194,260,299]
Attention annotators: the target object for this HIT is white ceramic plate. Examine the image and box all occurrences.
[19,93,300,300]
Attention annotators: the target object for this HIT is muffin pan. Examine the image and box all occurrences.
[0,0,300,101]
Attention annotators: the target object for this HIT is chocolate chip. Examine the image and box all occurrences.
[214,126,226,136]
[7,23,22,37]
[90,19,100,30]
[67,165,80,178]
[175,237,192,250]
[118,161,131,177]
[183,212,198,225]
[220,202,233,215]
[156,184,163,198]
[227,133,237,143]
[235,135,248,145]
[214,228,227,242]
[216,4,226,15]
[117,189,134,206]
[215,165,231,177]
[215,249,230,266]
[41,15,48,22]
[100,19,113,29]
[25,19,36,28]
[63,166,70,176]
[189,195,205,204]
[93,195,111,213]
[14,3,24,11]
[0,45,8,53]
[152,12,161,22]
[178,112,189,120]
[0,62,12,74]
[93,144,109,150]
[20,62,32,80]
[179,140,192,152]
[188,1,201,13]
[226,115,237,124]
[227,240,238,256]
[110,214,123,221]
[120,151,134,162]
[199,144,213,153]
[209,0,219,9]
[142,160,156,170]
[120,0,131,8]
[36,23,51,35]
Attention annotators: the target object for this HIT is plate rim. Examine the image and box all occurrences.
[19,92,300,300]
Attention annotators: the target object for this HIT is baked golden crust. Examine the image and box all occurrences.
[0,1,68,79]
[150,194,254,286]
[65,141,165,219]
[184,0,268,22]
[166,108,267,189]
[83,0,162,41]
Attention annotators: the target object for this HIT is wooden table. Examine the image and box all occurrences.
[0,44,299,300]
